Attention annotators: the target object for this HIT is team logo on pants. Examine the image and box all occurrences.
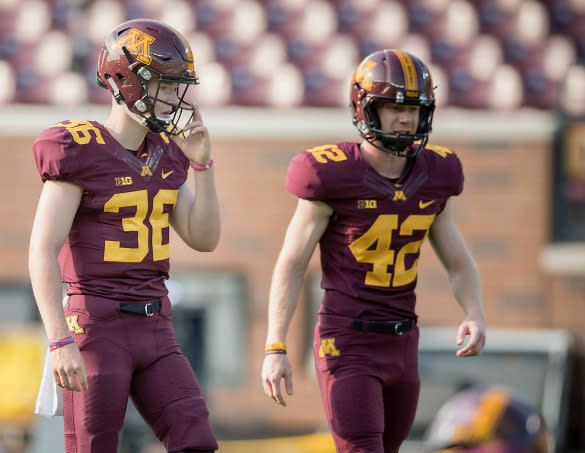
[319,338,340,357]
[66,315,84,334]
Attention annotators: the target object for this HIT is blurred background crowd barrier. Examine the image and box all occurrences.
[0,0,584,113]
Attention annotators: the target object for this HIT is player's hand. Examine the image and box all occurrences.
[51,342,88,392]
[172,105,211,167]
[455,316,486,357]
[261,353,293,407]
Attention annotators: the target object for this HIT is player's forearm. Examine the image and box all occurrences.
[187,168,220,251]
[28,248,70,341]
[448,260,485,322]
[266,259,306,343]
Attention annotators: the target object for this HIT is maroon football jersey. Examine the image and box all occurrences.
[33,120,190,301]
[286,142,463,320]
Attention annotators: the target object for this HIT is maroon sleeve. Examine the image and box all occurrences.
[423,145,464,198]
[285,151,331,201]
[447,151,464,196]
[32,123,87,185]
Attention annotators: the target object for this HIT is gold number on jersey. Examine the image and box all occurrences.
[150,190,178,261]
[307,144,347,163]
[55,120,106,145]
[103,189,179,263]
[426,144,453,158]
[348,214,435,287]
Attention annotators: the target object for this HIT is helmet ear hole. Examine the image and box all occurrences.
[363,102,380,129]
[116,73,131,86]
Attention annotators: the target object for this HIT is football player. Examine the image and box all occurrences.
[426,386,549,453]
[261,49,486,453]
[29,19,219,453]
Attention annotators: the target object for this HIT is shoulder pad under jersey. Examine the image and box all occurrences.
[286,142,359,201]
[32,120,107,184]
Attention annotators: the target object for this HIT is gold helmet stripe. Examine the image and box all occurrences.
[452,388,509,444]
[394,51,418,91]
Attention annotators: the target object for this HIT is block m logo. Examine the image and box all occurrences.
[118,28,156,65]
[319,338,340,357]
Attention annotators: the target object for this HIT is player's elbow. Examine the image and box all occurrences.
[29,236,59,265]
[188,230,220,252]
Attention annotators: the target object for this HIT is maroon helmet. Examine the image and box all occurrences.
[425,387,549,453]
[97,19,199,135]
[350,49,435,157]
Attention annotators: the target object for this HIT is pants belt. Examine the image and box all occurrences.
[119,300,161,317]
[351,318,415,335]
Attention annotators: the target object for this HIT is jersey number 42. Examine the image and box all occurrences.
[348,214,435,288]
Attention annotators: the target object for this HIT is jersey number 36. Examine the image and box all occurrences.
[103,189,178,263]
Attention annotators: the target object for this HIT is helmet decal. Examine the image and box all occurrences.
[394,51,419,94]
[117,28,156,65]
[352,59,377,91]
[452,388,509,444]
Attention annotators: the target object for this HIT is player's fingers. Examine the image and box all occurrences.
[64,369,81,392]
[62,360,87,392]
[272,378,286,406]
[262,373,280,403]
[457,331,484,357]
[262,375,275,400]
[284,369,293,396]
[181,120,204,131]
[191,103,202,122]
[53,371,64,388]
[456,324,469,345]
[57,371,73,390]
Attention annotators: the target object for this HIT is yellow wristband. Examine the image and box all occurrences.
[265,342,286,352]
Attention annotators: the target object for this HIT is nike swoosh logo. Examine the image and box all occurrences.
[419,200,435,209]
[161,170,174,179]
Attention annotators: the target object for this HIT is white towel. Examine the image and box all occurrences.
[34,348,63,417]
[35,296,68,417]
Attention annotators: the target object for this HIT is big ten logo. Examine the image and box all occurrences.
[357,199,377,209]
[115,176,133,186]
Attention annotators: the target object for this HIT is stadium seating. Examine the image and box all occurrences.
[0,0,583,111]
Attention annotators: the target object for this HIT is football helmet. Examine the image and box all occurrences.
[97,19,199,135]
[425,387,549,453]
[350,49,435,158]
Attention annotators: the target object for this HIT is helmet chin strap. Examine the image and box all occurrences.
[374,139,411,157]
[361,133,413,158]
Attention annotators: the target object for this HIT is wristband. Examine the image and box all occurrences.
[49,336,74,351]
[265,350,287,355]
[265,342,286,353]
[190,159,214,171]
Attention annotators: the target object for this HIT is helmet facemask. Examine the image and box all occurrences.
[128,62,198,135]
[356,93,435,158]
